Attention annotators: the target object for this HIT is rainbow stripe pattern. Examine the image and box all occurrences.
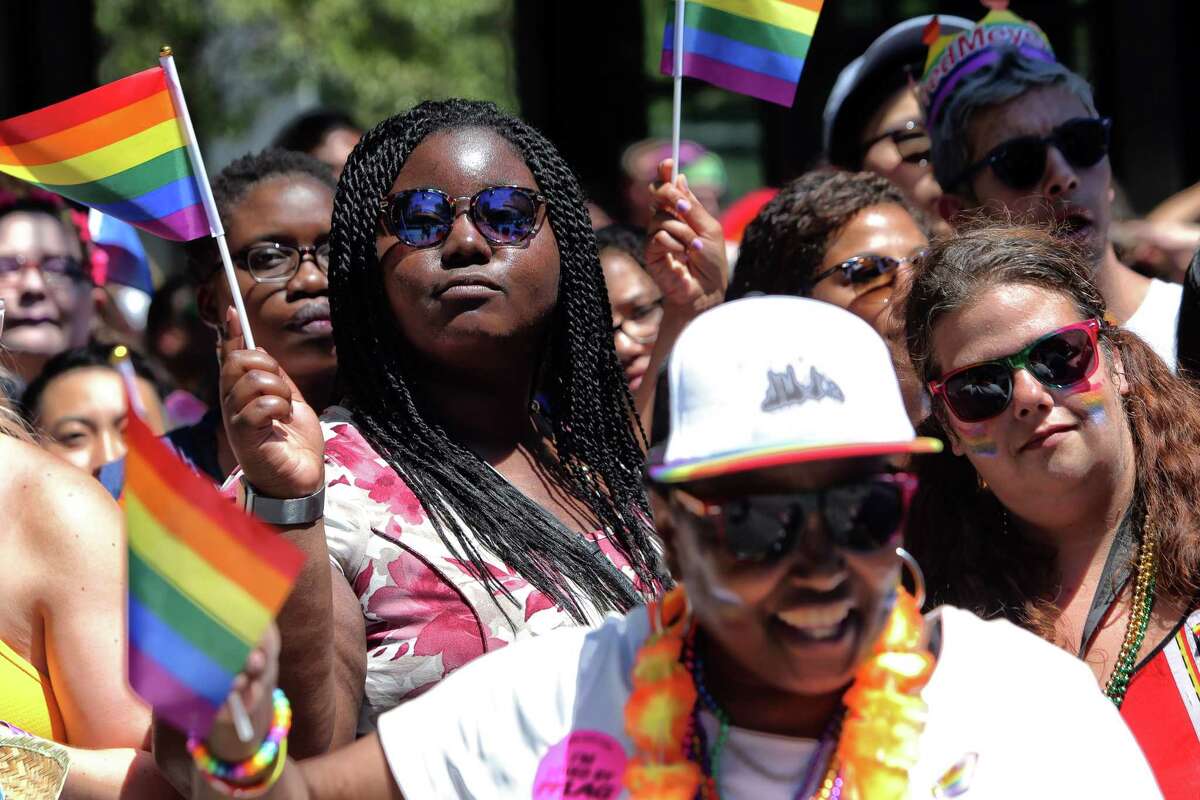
[123,411,303,735]
[0,67,209,241]
[661,0,825,107]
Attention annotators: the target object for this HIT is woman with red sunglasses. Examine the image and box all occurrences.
[904,223,1200,798]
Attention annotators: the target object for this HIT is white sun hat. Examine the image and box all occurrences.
[648,295,941,483]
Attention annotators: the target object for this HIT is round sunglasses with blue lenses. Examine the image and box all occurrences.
[381,185,547,249]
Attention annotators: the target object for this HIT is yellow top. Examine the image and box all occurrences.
[0,638,66,741]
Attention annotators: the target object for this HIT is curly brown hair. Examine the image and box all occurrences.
[727,169,926,300]
[903,223,1200,628]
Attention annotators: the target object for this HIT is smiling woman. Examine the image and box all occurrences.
[22,342,167,480]
[905,223,1200,796]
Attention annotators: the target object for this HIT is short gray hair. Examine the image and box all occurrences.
[929,48,1098,198]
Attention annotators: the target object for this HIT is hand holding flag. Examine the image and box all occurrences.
[645,159,728,310]
[218,307,325,500]
[122,388,304,736]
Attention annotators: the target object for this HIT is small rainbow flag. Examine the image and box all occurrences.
[0,66,209,241]
[661,0,824,107]
[123,410,303,735]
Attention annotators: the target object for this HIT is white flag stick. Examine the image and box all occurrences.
[670,0,686,182]
[158,46,256,351]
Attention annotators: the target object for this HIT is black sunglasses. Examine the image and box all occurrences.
[674,473,914,564]
[929,320,1101,423]
[380,185,547,249]
[954,117,1112,191]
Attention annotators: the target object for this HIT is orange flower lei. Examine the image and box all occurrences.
[622,586,934,800]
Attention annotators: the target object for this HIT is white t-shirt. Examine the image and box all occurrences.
[1124,277,1182,370]
[378,605,1161,799]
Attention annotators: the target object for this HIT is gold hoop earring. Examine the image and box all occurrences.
[896,546,926,608]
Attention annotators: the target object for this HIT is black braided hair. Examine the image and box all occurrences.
[329,99,665,623]
[183,149,336,285]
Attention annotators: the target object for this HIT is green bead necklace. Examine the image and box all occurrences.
[1103,520,1157,707]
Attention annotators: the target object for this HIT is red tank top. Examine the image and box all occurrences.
[1121,609,1200,799]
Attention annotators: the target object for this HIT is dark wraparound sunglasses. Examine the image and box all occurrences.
[674,473,914,564]
[928,319,1102,423]
[953,117,1112,191]
[380,185,548,249]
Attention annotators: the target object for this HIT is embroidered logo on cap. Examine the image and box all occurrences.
[761,363,845,412]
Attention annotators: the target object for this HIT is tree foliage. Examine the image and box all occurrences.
[95,0,517,140]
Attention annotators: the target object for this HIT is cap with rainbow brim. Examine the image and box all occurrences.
[647,296,943,486]
[649,439,943,485]
[918,7,1055,126]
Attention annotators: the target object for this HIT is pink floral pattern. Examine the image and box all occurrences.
[321,410,649,732]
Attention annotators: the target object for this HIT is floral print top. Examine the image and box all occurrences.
[321,407,649,733]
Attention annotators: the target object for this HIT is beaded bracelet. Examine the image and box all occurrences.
[197,738,288,798]
[188,688,292,791]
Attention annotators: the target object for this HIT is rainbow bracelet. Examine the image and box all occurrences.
[188,688,292,790]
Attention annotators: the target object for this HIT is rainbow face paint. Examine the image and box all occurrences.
[955,420,997,456]
[1060,376,1106,423]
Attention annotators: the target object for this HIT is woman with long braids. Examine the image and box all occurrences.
[168,296,1159,800]
[904,223,1200,796]
[219,99,671,736]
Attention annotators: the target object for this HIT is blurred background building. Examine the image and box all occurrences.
[1,0,1194,251]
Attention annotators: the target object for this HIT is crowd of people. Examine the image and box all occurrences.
[3,5,1200,799]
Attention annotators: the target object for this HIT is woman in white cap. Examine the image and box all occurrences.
[168,296,1158,800]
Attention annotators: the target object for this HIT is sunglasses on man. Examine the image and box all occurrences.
[952,117,1112,192]
[929,319,1102,423]
[673,473,914,564]
[380,185,548,249]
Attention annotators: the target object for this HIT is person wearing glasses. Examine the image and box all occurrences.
[922,7,1182,369]
[166,296,1160,800]
[166,149,337,485]
[727,169,929,423]
[193,99,672,750]
[597,224,662,393]
[904,223,1200,797]
[823,15,972,240]
[0,191,96,388]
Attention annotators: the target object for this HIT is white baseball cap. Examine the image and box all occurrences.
[648,296,941,484]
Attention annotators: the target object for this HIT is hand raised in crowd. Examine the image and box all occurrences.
[645,157,728,311]
[219,307,324,499]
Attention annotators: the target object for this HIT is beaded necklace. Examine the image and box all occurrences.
[623,586,934,800]
[683,626,847,799]
[1103,520,1158,707]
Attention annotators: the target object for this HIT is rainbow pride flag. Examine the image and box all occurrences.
[0,66,209,241]
[661,0,824,106]
[123,411,303,735]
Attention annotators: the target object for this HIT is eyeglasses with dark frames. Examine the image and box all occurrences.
[231,242,331,284]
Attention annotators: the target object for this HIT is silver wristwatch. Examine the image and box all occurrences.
[242,479,325,525]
